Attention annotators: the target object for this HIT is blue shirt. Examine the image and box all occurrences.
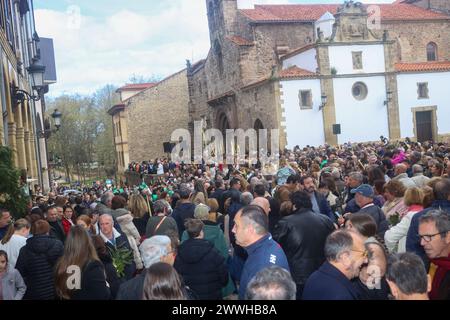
[239,233,290,299]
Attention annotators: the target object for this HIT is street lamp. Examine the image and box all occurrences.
[11,59,46,105]
[319,94,328,110]
[39,109,62,139]
[384,90,393,106]
[52,109,62,130]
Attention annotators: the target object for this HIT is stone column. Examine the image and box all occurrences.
[384,39,401,140]
[14,102,27,171]
[23,100,34,178]
[317,44,338,146]
[4,70,17,166]
[7,121,16,162]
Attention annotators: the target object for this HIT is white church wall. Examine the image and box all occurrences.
[328,44,385,75]
[397,72,450,138]
[280,79,325,148]
[333,76,389,144]
[283,48,318,73]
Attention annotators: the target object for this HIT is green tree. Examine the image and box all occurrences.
[0,146,27,218]
[46,85,121,182]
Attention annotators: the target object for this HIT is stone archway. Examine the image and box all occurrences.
[217,112,230,135]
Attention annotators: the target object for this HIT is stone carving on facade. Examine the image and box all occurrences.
[330,0,377,42]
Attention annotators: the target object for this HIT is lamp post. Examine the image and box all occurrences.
[319,94,328,110]
[11,59,46,105]
[384,90,393,106]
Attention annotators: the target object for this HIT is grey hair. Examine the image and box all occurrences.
[139,235,171,268]
[349,172,364,184]
[386,252,428,295]
[420,209,450,237]
[324,230,354,262]
[246,266,296,300]
[100,191,114,205]
[411,164,423,174]
[240,192,254,206]
[153,200,167,214]
[98,214,113,223]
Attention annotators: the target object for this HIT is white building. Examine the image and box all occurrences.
[277,3,450,148]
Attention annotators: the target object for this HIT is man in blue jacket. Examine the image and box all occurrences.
[302,229,367,300]
[232,205,290,299]
[406,178,450,268]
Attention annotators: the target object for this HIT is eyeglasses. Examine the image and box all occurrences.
[419,231,449,242]
[351,249,368,258]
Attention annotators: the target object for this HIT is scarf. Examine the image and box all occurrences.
[429,254,450,300]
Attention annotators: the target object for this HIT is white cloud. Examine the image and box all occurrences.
[35,1,210,96]
[35,0,396,96]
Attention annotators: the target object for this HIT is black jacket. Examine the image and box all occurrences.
[69,260,111,300]
[133,212,150,237]
[116,271,146,300]
[99,254,124,299]
[174,238,229,300]
[355,204,389,238]
[172,202,196,238]
[104,233,137,280]
[48,220,66,243]
[273,208,335,298]
[15,235,64,300]
[210,188,226,214]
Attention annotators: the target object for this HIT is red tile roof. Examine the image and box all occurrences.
[240,4,449,23]
[117,83,157,92]
[226,35,254,46]
[395,61,450,72]
[279,66,318,79]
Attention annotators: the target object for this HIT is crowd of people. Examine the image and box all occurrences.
[1,138,450,300]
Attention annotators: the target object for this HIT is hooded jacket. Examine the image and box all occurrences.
[174,238,228,300]
[15,235,64,300]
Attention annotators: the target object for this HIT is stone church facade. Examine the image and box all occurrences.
[187,0,450,148]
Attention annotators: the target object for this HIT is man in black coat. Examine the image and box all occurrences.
[210,179,226,214]
[300,175,336,222]
[99,214,136,280]
[16,220,64,300]
[174,219,228,300]
[171,186,196,238]
[348,184,389,238]
[273,191,336,299]
[45,206,66,243]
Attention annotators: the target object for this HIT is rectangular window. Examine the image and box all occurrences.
[299,90,313,109]
[352,51,363,70]
[417,83,429,99]
[3,0,14,49]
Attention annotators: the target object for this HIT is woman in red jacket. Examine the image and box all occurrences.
[61,205,75,235]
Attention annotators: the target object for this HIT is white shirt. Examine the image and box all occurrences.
[157,163,164,175]
[0,234,27,268]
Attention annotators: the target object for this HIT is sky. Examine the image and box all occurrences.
[34,0,395,97]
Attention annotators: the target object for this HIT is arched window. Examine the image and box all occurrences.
[427,42,437,61]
